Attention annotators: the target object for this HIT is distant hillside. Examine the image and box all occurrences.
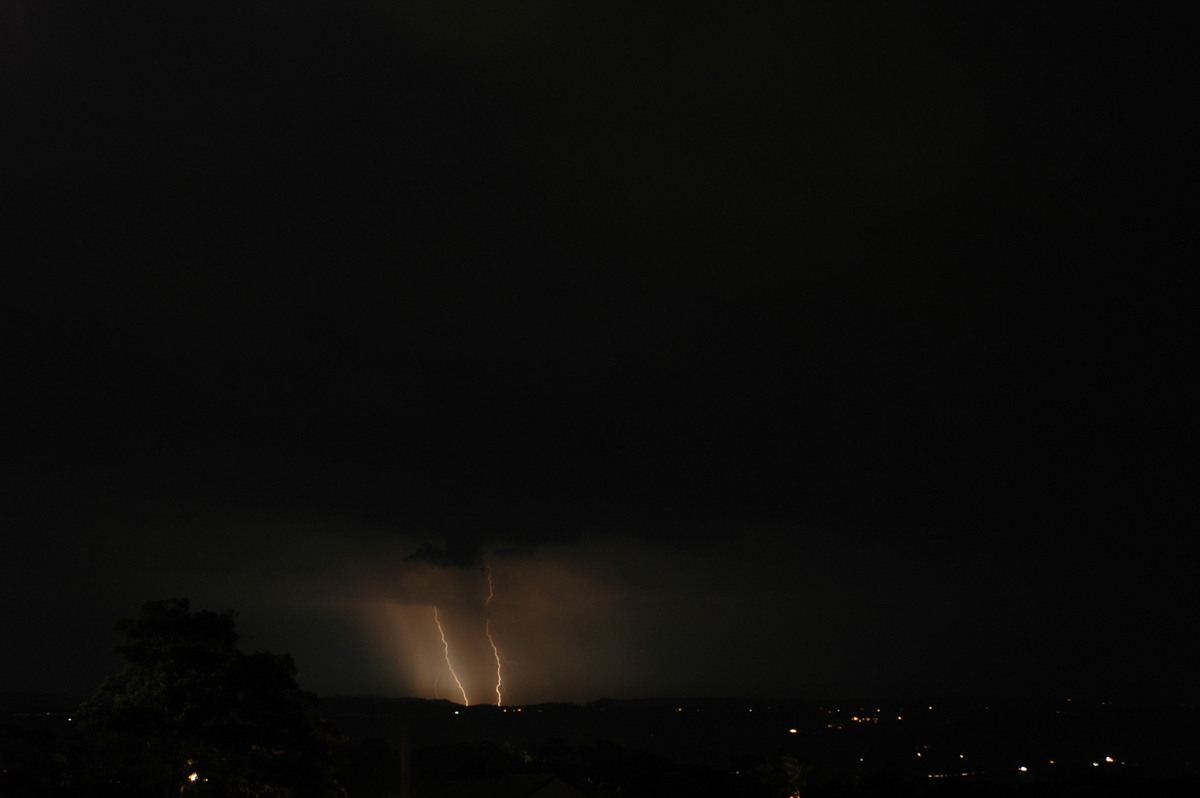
[317,694,1200,783]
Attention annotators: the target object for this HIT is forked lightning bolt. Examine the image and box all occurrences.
[486,570,504,706]
[486,619,503,706]
[433,606,469,705]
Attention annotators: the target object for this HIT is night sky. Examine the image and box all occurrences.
[3,2,1193,706]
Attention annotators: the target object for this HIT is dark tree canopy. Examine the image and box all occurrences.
[78,599,344,798]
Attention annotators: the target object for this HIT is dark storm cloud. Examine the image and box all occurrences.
[406,540,485,571]
[2,2,1193,704]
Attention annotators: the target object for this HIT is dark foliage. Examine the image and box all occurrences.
[75,599,344,798]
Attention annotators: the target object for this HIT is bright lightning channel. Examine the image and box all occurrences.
[433,606,469,706]
[486,619,503,706]
[485,570,505,706]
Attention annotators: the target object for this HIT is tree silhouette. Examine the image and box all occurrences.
[77,599,344,798]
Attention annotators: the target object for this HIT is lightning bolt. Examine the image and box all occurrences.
[432,606,469,706]
[486,618,503,706]
[486,570,504,706]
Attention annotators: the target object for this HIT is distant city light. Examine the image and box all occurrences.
[1105,756,1114,763]
[788,728,797,734]
[1018,766,1028,772]
[188,773,199,782]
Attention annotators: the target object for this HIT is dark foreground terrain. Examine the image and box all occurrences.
[5,692,1196,796]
